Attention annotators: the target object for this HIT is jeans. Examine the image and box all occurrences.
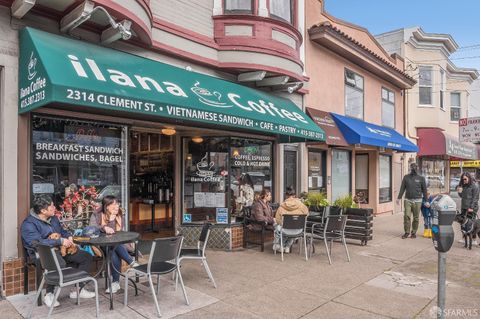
[421,209,431,229]
[273,225,303,248]
[46,249,93,293]
[404,200,422,234]
[110,245,133,282]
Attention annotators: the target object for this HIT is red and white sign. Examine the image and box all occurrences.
[459,117,480,143]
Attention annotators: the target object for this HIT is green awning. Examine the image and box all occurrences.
[18,28,325,142]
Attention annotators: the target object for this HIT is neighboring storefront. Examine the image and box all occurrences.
[450,160,480,191]
[417,128,477,194]
[19,28,325,249]
[305,109,418,214]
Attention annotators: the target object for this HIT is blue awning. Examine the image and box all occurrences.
[331,113,418,152]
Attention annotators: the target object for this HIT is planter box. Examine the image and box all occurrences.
[345,208,374,245]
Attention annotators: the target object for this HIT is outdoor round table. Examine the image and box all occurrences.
[74,231,140,310]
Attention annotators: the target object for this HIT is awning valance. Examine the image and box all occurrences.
[331,113,418,152]
[306,108,348,146]
[417,128,477,160]
[18,28,325,142]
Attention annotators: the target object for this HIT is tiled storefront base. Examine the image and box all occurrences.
[179,224,244,250]
[3,258,36,297]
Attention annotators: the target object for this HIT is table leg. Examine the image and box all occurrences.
[105,246,114,310]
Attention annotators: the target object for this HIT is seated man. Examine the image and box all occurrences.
[273,187,308,253]
[21,195,95,308]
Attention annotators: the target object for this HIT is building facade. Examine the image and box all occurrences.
[376,27,479,194]
[303,0,416,215]
[0,0,321,296]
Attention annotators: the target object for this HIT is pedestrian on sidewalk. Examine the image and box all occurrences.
[397,163,428,239]
[421,192,434,238]
[457,172,479,220]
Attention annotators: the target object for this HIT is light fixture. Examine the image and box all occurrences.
[186,154,192,160]
[60,0,132,43]
[11,0,36,19]
[256,75,289,87]
[232,149,240,157]
[238,71,266,82]
[191,137,204,143]
[101,20,132,44]
[161,128,176,136]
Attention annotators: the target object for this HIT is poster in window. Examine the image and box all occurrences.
[216,208,228,224]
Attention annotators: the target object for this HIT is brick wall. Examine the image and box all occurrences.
[3,258,36,296]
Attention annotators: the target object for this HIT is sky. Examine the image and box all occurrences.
[323,0,480,72]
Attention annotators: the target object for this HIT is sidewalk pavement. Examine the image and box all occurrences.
[6,212,480,319]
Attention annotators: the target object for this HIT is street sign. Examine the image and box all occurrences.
[459,117,480,143]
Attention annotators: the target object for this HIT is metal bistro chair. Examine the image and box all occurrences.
[275,214,308,262]
[27,244,99,319]
[308,215,350,265]
[22,241,44,306]
[124,236,189,318]
[176,223,216,288]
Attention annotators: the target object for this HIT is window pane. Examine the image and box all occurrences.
[225,0,252,12]
[451,107,461,121]
[308,151,325,193]
[382,88,388,100]
[32,116,128,230]
[419,87,432,105]
[270,0,292,23]
[355,74,364,89]
[419,67,432,86]
[421,159,446,194]
[332,150,350,202]
[451,92,461,106]
[382,101,395,128]
[388,91,395,103]
[379,155,391,203]
[345,85,363,119]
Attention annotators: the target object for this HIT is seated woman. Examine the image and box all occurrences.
[250,189,275,229]
[90,195,137,293]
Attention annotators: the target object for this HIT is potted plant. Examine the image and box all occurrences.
[332,194,358,214]
[303,192,329,213]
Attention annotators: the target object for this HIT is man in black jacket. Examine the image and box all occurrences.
[397,163,428,239]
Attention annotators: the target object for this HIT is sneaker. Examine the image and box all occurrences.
[284,246,290,254]
[402,233,409,239]
[70,288,96,299]
[105,281,121,294]
[43,292,60,308]
[272,244,281,251]
[129,260,140,268]
[473,240,479,246]
[410,233,417,239]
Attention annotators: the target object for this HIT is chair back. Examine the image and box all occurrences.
[242,206,252,218]
[324,215,348,233]
[328,206,343,216]
[282,214,306,231]
[148,236,183,272]
[198,223,212,252]
[37,244,64,283]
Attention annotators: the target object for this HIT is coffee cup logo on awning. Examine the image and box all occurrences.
[191,82,232,108]
[27,52,37,80]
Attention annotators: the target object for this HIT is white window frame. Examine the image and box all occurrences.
[344,68,364,120]
[419,66,433,106]
[450,92,461,122]
[381,87,395,128]
[439,69,446,110]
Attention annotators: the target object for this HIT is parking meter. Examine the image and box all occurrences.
[429,194,456,319]
[430,194,456,252]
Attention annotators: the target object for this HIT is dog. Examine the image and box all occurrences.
[48,233,78,256]
[454,214,480,250]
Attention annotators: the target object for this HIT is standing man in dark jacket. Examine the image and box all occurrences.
[397,163,428,239]
[21,195,95,308]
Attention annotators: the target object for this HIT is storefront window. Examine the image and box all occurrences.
[308,150,326,193]
[231,138,273,215]
[182,137,273,224]
[355,154,369,204]
[331,149,351,201]
[32,115,128,227]
[379,155,392,203]
[421,158,447,194]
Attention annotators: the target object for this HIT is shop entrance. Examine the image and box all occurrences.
[129,130,175,238]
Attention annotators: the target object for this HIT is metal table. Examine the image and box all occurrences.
[74,231,140,310]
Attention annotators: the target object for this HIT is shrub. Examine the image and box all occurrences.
[304,192,329,208]
[332,194,358,209]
